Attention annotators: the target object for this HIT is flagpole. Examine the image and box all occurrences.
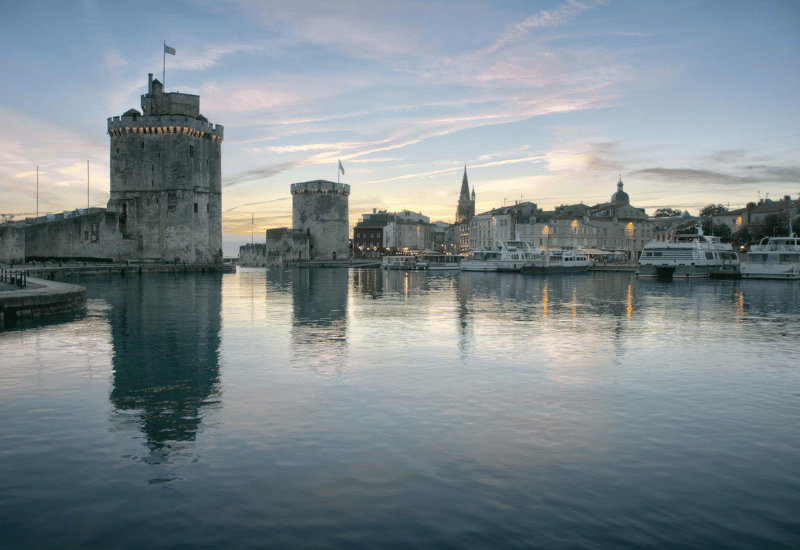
[87,160,90,210]
[163,41,166,88]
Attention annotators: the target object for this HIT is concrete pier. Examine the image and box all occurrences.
[0,277,87,330]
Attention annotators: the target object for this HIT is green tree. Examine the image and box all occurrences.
[762,213,791,237]
[731,226,753,250]
[653,207,683,218]
[699,204,728,217]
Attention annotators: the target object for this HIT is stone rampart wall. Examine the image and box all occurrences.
[24,211,131,262]
[0,224,27,263]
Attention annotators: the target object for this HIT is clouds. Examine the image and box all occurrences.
[2,0,798,231]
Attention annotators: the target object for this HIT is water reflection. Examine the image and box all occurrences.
[291,269,348,370]
[105,274,222,455]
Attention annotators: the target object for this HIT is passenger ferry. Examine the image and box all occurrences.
[524,246,592,274]
[460,240,537,272]
[380,255,418,270]
[740,233,800,280]
[637,225,739,279]
[415,254,462,270]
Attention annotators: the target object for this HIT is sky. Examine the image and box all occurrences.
[1,0,798,246]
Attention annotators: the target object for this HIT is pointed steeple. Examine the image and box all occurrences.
[456,164,476,224]
[459,164,470,201]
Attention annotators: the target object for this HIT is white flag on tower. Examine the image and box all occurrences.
[338,160,345,175]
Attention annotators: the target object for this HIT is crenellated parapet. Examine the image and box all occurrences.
[107,114,224,141]
[291,180,350,196]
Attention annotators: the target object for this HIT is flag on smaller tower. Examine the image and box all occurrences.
[164,44,176,55]
[338,160,345,175]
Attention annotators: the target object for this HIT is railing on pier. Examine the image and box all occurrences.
[1,269,27,288]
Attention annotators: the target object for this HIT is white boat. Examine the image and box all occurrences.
[416,254,462,270]
[460,240,537,272]
[740,234,800,280]
[637,224,739,279]
[524,245,592,274]
[381,255,418,270]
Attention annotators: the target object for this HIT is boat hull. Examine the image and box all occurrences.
[636,264,717,279]
[740,265,800,279]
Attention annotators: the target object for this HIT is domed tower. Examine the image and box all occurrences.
[291,180,350,260]
[107,74,224,263]
[611,177,629,205]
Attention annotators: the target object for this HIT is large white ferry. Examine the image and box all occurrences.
[460,240,537,272]
[740,234,800,280]
[637,225,739,279]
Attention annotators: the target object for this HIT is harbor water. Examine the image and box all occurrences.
[1,268,798,549]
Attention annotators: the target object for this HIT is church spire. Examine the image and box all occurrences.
[456,164,475,224]
[459,164,470,200]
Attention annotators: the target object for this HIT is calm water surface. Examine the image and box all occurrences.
[1,268,798,549]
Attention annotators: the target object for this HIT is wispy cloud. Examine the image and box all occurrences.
[486,0,599,53]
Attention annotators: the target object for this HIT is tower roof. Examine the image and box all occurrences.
[459,164,470,201]
[611,178,629,204]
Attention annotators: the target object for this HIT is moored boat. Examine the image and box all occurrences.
[740,234,800,280]
[637,225,739,279]
[416,254,462,270]
[523,245,592,274]
[381,255,418,270]
[460,240,536,272]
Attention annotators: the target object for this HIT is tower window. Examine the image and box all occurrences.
[206,204,209,213]
[141,141,144,149]
[189,145,194,158]
[194,203,198,213]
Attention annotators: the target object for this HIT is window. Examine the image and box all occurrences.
[194,203,198,213]
[90,224,99,243]
[206,204,209,213]
[189,145,194,158]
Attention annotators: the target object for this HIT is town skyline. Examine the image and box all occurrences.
[1,0,798,245]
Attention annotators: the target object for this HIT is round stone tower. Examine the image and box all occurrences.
[107,74,224,263]
[291,180,350,261]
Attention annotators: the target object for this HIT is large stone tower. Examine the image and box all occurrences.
[107,74,224,263]
[291,180,350,260]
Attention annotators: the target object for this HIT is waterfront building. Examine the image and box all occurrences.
[467,202,537,250]
[352,209,435,256]
[515,179,653,260]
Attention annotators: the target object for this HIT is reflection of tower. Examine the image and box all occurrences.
[108,275,222,451]
[455,165,475,224]
[291,180,350,261]
[107,74,224,263]
[291,269,349,369]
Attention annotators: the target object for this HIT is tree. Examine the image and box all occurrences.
[653,207,683,218]
[699,204,728,217]
[731,226,753,250]
[762,213,791,237]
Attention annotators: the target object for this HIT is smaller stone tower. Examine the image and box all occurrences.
[291,180,350,260]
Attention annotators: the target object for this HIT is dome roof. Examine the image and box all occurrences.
[611,179,629,204]
[123,108,142,117]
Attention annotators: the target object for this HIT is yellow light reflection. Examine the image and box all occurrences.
[733,288,744,321]
[626,283,632,319]
[542,282,548,317]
